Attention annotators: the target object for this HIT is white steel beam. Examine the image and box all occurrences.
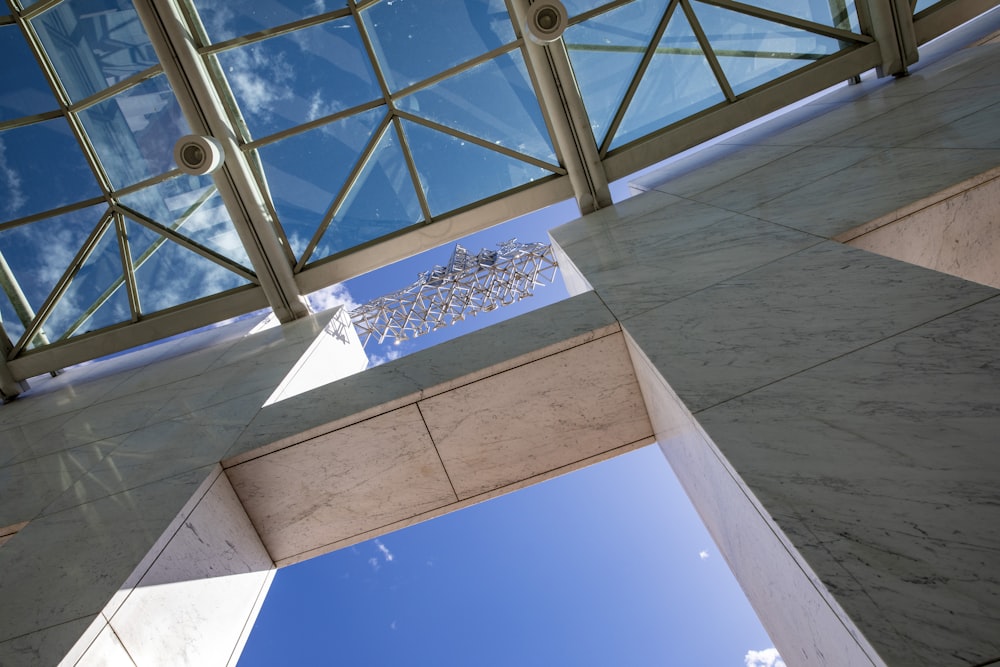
[0,325,28,401]
[510,0,612,214]
[132,0,309,323]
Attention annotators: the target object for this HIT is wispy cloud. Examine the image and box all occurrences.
[224,46,295,120]
[0,138,27,218]
[699,550,710,560]
[306,282,359,313]
[375,539,394,562]
[745,647,785,667]
[367,348,402,368]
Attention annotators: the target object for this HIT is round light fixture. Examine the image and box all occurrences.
[173,135,225,175]
[525,0,568,44]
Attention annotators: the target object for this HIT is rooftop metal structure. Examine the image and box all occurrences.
[0,0,995,399]
[350,240,558,345]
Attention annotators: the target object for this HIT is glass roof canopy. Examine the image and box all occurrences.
[0,0,970,390]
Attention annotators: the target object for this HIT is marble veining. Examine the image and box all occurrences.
[693,296,1000,665]
[422,332,652,499]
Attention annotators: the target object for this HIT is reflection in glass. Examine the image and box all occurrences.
[610,6,725,149]
[0,118,101,223]
[691,1,841,96]
[561,0,611,18]
[32,0,156,103]
[311,124,423,262]
[396,50,556,164]
[125,218,251,314]
[565,0,670,147]
[0,205,105,344]
[0,24,60,122]
[258,108,385,260]
[914,0,939,13]
[736,0,861,32]
[403,119,552,217]
[362,0,516,92]
[40,220,129,347]
[215,15,380,139]
[77,74,190,188]
[191,0,343,43]
[119,175,253,269]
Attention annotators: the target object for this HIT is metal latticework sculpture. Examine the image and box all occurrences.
[350,240,558,346]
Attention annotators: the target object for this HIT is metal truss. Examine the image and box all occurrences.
[350,241,559,346]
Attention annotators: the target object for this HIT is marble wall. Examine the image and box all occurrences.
[552,17,1000,666]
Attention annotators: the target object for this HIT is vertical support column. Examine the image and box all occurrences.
[512,0,613,214]
[858,0,919,76]
[0,325,28,402]
[132,0,309,323]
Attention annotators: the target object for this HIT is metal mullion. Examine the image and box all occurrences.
[296,112,392,270]
[0,197,106,232]
[243,99,385,150]
[0,16,13,26]
[351,0,395,106]
[14,0,59,21]
[114,212,141,322]
[12,210,114,356]
[568,0,638,27]
[65,65,163,113]
[391,115,434,225]
[682,0,737,102]
[199,7,354,55]
[599,0,679,157]
[110,170,185,200]
[0,110,64,133]
[696,0,872,43]
[395,110,566,174]
[391,42,521,100]
[118,207,258,283]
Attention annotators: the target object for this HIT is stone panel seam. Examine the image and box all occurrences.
[414,400,459,503]
[691,292,1000,416]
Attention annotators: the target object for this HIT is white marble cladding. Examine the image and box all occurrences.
[840,167,1000,290]
[552,19,1000,667]
[66,467,274,667]
[0,311,337,666]
[226,329,653,565]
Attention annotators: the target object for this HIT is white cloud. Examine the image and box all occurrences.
[0,138,27,218]
[367,556,379,571]
[225,46,295,119]
[745,647,785,667]
[306,282,359,313]
[699,550,710,560]
[366,348,403,368]
[375,539,394,562]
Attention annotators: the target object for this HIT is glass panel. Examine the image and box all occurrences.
[610,5,725,149]
[403,119,553,217]
[562,0,613,18]
[361,0,516,92]
[125,218,250,314]
[77,74,190,188]
[914,0,938,13]
[692,1,842,96]
[311,123,422,262]
[32,0,156,103]
[0,24,60,121]
[215,16,380,139]
[0,118,101,223]
[191,0,344,44]
[0,205,104,344]
[396,50,556,164]
[41,219,129,346]
[738,0,861,33]
[565,0,670,147]
[119,174,252,269]
[258,107,385,260]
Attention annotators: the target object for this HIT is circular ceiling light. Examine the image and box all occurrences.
[525,0,568,44]
[173,135,225,175]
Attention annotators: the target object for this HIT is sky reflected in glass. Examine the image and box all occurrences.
[215,15,380,139]
[0,23,58,122]
[191,0,344,43]
[362,0,515,92]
